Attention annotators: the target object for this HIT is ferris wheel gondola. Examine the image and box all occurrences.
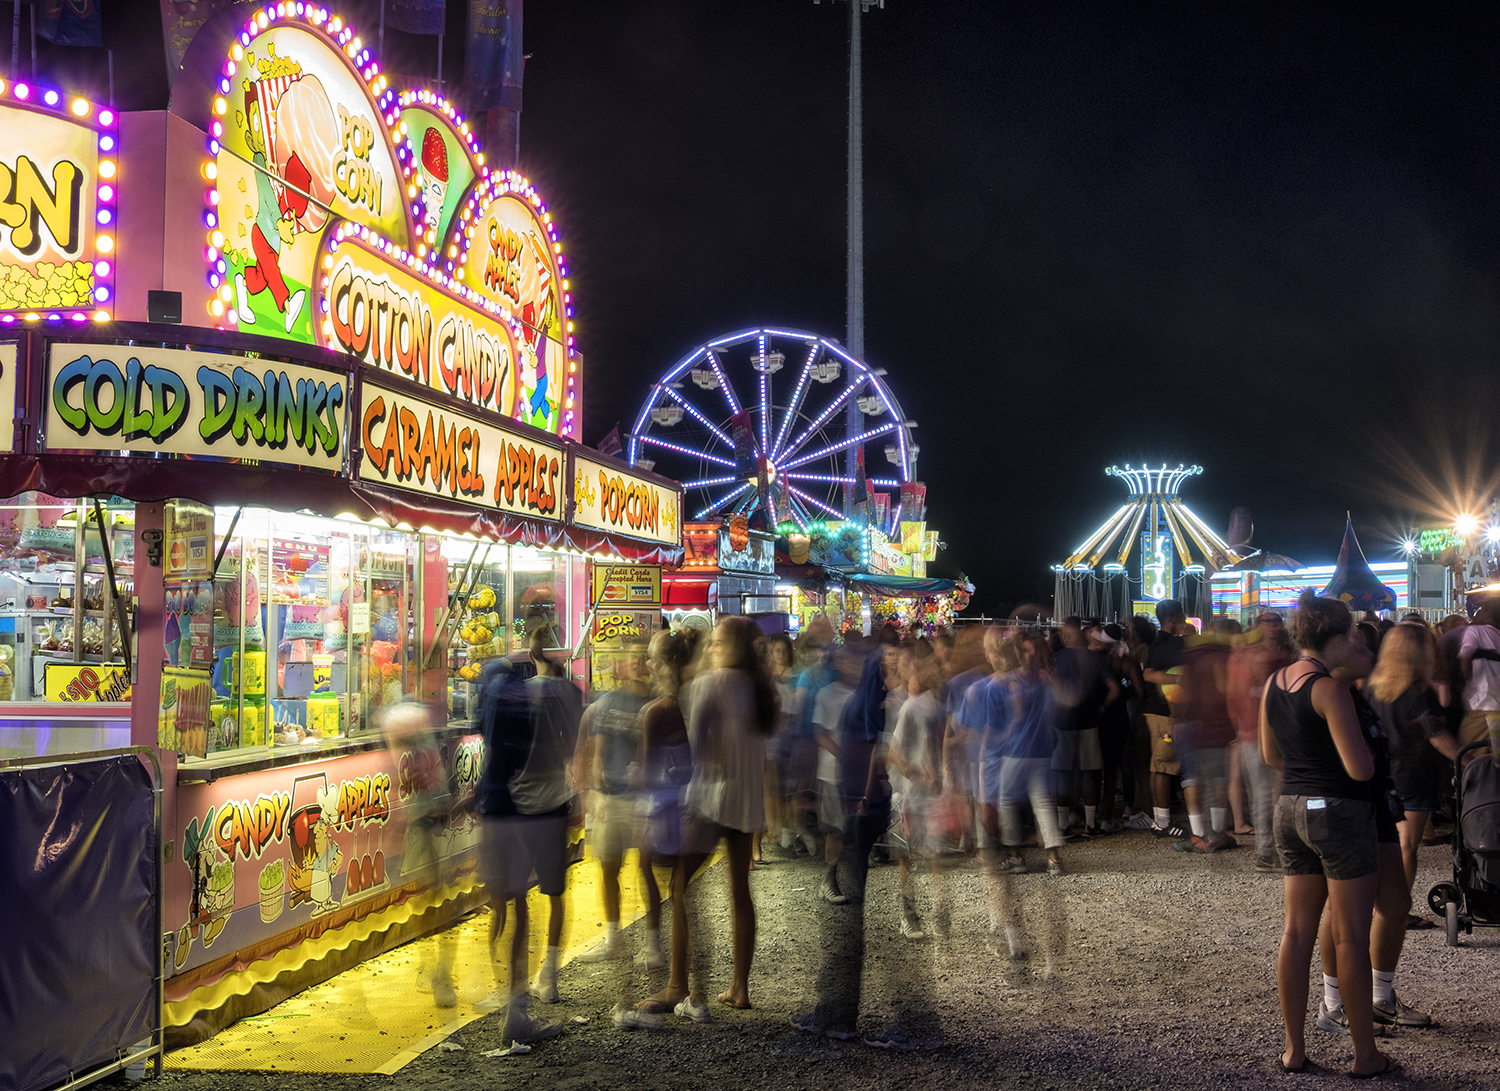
[627,328,918,532]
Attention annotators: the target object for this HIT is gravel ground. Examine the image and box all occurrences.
[146,829,1499,1091]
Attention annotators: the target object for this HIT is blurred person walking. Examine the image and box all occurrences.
[575,638,652,964]
[476,627,583,1043]
[760,633,796,863]
[886,641,948,940]
[1230,612,1297,872]
[1171,620,1237,853]
[1458,597,1500,765]
[381,700,459,1007]
[1260,593,1392,1078]
[1052,618,1119,837]
[682,616,776,1014]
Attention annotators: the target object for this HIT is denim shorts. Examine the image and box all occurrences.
[1274,795,1378,881]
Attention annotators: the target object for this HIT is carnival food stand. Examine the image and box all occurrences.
[0,3,682,1047]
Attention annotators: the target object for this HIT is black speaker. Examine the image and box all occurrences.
[148,290,182,324]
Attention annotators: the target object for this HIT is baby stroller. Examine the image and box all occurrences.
[1427,742,1500,946]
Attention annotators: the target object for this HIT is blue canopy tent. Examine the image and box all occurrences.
[1322,518,1396,612]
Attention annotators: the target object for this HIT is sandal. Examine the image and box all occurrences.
[1406,914,1436,930]
[1348,1057,1399,1080]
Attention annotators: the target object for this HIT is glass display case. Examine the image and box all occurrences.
[0,492,136,703]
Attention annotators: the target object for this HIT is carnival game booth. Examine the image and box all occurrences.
[0,3,683,1051]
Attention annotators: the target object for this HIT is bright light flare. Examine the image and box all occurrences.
[1456,513,1480,537]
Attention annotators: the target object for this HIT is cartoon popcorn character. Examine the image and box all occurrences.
[419,128,449,231]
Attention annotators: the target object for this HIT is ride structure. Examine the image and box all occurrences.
[626,327,918,533]
[1054,464,1242,622]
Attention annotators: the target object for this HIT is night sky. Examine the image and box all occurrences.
[56,1,1500,614]
[516,1,1500,614]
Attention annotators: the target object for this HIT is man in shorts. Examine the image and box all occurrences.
[1051,618,1118,836]
[1171,622,1236,853]
[1141,600,1189,839]
[477,627,583,1042]
[574,638,652,963]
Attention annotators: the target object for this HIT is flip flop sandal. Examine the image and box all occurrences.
[1407,914,1436,930]
[1348,1058,1400,1080]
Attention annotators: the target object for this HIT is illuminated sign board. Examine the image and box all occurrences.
[0,342,15,451]
[200,8,576,438]
[571,455,680,546]
[591,564,662,607]
[1141,529,1175,602]
[321,231,523,416]
[44,342,347,471]
[211,15,407,340]
[451,175,577,435]
[357,381,562,521]
[0,93,117,322]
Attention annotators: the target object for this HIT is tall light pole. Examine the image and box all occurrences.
[818,0,883,513]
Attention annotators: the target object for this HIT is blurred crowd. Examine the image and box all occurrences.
[382,593,1498,1064]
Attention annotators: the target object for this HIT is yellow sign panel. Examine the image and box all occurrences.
[215,22,409,339]
[0,342,15,452]
[0,102,103,316]
[571,455,680,547]
[591,564,662,607]
[358,381,563,521]
[456,190,567,433]
[322,236,520,417]
[45,343,347,470]
[47,662,132,703]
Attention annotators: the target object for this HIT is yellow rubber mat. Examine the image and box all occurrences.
[165,846,699,1075]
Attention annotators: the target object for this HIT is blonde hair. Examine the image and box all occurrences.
[1367,622,1434,705]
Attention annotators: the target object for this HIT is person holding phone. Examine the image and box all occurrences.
[1260,591,1395,1080]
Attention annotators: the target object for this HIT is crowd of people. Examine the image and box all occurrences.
[382,592,1495,1066]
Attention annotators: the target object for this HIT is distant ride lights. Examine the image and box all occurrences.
[1054,464,1243,622]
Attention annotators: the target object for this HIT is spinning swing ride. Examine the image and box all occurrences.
[1054,464,1243,621]
[626,328,919,532]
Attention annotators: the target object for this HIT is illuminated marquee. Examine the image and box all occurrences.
[358,381,563,520]
[199,6,576,437]
[0,83,118,324]
[44,342,347,471]
[322,229,519,414]
[572,454,680,547]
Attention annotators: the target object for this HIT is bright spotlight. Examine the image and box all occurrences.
[1401,538,1417,555]
[1487,526,1500,544]
[1457,513,1480,537]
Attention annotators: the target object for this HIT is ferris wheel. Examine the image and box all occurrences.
[627,328,918,529]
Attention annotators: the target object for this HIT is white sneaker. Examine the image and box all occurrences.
[613,1003,664,1031]
[475,988,506,1012]
[576,938,624,963]
[780,827,795,850]
[673,997,712,1024]
[284,289,305,333]
[900,915,927,940]
[234,274,255,324]
[635,944,667,972]
[530,965,560,1004]
[503,997,564,1043]
[431,966,457,1008]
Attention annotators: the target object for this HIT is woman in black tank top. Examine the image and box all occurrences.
[1259,592,1394,1078]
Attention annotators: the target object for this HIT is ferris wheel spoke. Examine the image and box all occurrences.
[757,333,772,455]
[788,485,845,521]
[657,383,734,447]
[770,343,820,462]
[781,420,899,471]
[681,474,741,489]
[705,349,742,416]
[786,472,855,485]
[697,481,753,519]
[635,433,736,467]
[779,375,865,463]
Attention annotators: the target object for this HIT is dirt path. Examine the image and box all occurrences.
[149,832,1500,1090]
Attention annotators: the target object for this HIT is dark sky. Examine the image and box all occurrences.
[64,1,1500,613]
[513,1,1500,614]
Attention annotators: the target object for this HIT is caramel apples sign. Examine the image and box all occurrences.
[358,382,562,521]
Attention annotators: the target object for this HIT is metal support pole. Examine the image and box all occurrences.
[11,0,20,77]
[379,0,385,62]
[436,33,443,91]
[842,0,863,514]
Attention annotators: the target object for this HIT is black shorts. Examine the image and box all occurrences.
[480,813,569,898]
[1274,795,1378,881]
[1390,755,1442,813]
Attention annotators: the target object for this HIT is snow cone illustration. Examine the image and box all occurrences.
[420,128,448,231]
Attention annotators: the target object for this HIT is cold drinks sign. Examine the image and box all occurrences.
[43,343,347,470]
